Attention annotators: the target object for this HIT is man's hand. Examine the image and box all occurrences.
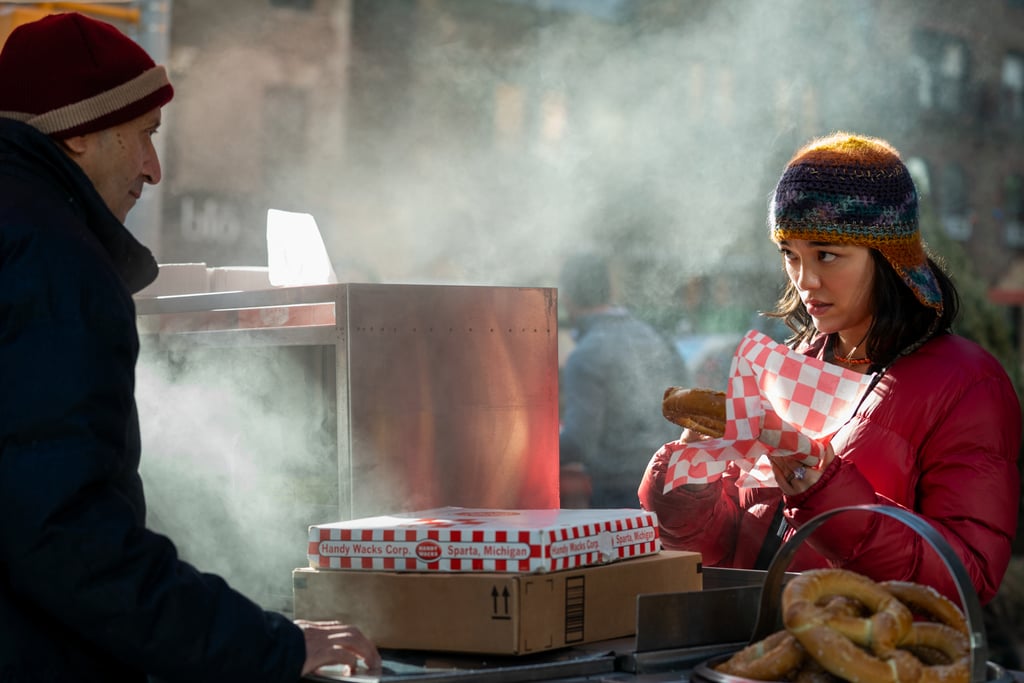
[296,619,382,677]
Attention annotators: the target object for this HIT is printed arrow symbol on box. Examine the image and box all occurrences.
[491,586,510,615]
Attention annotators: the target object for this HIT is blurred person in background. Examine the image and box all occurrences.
[639,133,1020,616]
[559,252,686,508]
[0,12,379,682]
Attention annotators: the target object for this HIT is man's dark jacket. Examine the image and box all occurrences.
[0,119,305,682]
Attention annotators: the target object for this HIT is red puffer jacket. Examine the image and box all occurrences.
[639,332,1021,605]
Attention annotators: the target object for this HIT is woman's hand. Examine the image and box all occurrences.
[639,428,715,504]
[679,427,714,491]
[296,619,382,677]
[770,443,836,495]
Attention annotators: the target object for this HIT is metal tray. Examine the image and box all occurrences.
[302,647,617,683]
[692,654,1010,683]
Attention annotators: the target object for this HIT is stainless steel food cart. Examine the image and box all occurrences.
[135,282,559,609]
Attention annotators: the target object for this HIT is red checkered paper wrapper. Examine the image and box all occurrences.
[663,330,876,490]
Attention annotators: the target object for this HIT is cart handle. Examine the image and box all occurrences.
[749,504,988,683]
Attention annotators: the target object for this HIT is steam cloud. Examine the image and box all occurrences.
[138,0,919,610]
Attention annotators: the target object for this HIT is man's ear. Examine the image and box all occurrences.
[61,134,89,155]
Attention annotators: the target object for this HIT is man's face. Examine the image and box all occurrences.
[66,107,163,223]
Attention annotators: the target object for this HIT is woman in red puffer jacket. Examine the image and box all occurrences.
[639,132,1021,606]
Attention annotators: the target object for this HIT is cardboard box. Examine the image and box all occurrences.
[135,263,211,297]
[206,267,337,329]
[207,266,272,292]
[308,507,660,572]
[236,302,335,328]
[292,550,702,655]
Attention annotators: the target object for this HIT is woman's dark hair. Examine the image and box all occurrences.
[766,251,959,368]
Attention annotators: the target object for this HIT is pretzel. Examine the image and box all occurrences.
[783,569,917,683]
[897,622,970,683]
[881,581,968,636]
[662,387,726,437]
[714,630,805,680]
[730,623,970,683]
[714,595,861,680]
[785,569,914,654]
[714,571,972,683]
[793,657,845,683]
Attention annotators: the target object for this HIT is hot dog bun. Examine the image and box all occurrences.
[662,387,727,437]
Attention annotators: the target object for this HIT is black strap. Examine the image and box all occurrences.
[753,499,787,570]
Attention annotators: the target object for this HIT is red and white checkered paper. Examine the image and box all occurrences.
[663,330,875,490]
[308,507,660,572]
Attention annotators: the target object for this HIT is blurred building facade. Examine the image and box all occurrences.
[159,0,1024,349]
[4,0,1024,349]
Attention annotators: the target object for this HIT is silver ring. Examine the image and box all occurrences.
[793,465,807,481]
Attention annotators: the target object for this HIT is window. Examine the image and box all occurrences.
[494,83,525,142]
[911,31,969,113]
[1002,53,1024,122]
[1004,173,1024,247]
[270,0,314,9]
[711,65,735,126]
[905,157,932,198]
[540,90,568,144]
[491,84,569,148]
[936,42,967,112]
[939,162,971,240]
[262,85,309,193]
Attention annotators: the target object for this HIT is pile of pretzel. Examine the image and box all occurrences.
[714,569,970,683]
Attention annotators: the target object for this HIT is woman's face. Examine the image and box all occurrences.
[776,239,875,341]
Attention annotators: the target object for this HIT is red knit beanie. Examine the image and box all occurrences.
[0,12,173,139]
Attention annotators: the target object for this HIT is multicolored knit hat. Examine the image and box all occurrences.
[0,12,173,139]
[770,132,943,314]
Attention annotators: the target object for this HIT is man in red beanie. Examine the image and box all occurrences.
[0,12,380,682]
